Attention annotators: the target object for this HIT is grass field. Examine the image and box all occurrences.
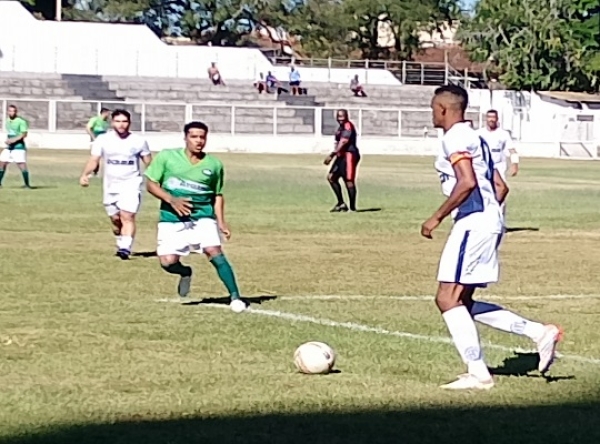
[1,150,600,444]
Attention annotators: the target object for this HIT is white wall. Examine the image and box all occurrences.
[0,131,579,159]
[0,1,401,85]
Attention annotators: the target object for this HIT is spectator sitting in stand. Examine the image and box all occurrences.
[350,75,367,97]
[208,62,226,86]
[254,73,268,93]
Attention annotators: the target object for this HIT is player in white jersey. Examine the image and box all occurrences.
[421,85,562,390]
[477,110,519,225]
[79,109,152,260]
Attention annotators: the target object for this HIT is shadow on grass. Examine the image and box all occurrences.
[489,352,575,382]
[5,399,600,444]
[182,295,278,306]
[355,208,382,213]
[131,251,158,258]
[505,227,540,233]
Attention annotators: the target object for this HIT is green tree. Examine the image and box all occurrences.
[459,0,600,91]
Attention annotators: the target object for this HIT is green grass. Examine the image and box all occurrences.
[1,150,600,444]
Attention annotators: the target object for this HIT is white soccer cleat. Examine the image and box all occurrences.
[230,299,247,313]
[536,324,563,373]
[440,373,494,390]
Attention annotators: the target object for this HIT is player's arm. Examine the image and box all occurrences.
[493,169,509,204]
[86,117,96,139]
[505,132,519,176]
[144,153,192,217]
[139,141,153,167]
[80,139,102,186]
[421,150,477,239]
[213,164,231,239]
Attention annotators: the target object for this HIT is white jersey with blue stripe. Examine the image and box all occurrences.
[476,127,513,166]
[435,122,502,232]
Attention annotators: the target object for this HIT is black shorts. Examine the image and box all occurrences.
[289,81,300,87]
[329,151,360,181]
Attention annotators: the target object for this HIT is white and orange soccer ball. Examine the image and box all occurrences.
[293,341,336,374]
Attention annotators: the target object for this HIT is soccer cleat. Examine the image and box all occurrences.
[536,324,563,373]
[177,273,192,299]
[115,249,131,260]
[230,298,247,313]
[440,373,494,390]
[330,203,349,213]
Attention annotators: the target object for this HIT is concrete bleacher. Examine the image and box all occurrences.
[0,72,480,137]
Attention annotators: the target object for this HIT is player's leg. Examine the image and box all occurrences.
[193,218,246,312]
[157,222,193,299]
[104,194,124,253]
[16,154,31,188]
[328,158,348,212]
[114,190,142,259]
[436,228,494,390]
[343,151,360,211]
[0,147,12,186]
[461,263,562,373]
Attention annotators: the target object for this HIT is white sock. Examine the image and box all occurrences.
[474,309,546,342]
[116,235,122,249]
[117,235,133,251]
[442,305,491,381]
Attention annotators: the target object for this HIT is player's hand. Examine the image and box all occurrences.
[510,165,519,177]
[218,222,231,240]
[79,175,90,187]
[421,215,442,239]
[324,155,334,165]
[169,197,193,217]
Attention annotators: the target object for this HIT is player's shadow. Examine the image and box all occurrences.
[355,208,382,213]
[489,352,575,383]
[183,295,278,306]
[131,251,157,258]
[505,227,540,233]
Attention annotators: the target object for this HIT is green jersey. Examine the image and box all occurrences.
[6,117,28,150]
[88,116,109,137]
[144,148,224,223]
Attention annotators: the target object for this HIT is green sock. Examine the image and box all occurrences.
[161,262,192,277]
[210,254,241,299]
[0,169,4,186]
[21,170,30,187]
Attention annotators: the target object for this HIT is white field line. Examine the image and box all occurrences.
[155,297,600,366]
[275,294,600,302]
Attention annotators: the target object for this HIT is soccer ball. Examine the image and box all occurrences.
[293,341,336,374]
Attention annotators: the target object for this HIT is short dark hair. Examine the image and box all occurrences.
[111,109,131,121]
[336,109,349,119]
[100,107,111,113]
[434,85,469,112]
[8,104,17,110]
[184,121,209,135]
[486,109,499,116]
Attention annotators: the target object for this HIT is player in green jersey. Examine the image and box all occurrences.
[86,108,111,177]
[144,121,247,313]
[0,105,31,188]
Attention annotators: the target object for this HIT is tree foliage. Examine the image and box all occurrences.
[18,0,463,61]
[459,0,600,91]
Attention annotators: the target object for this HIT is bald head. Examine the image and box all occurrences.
[431,85,469,130]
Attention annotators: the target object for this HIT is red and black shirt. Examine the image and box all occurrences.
[335,121,359,154]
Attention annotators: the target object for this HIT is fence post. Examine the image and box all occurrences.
[273,107,277,136]
[49,100,56,132]
[398,110,402,138]
[141,103,146,134]
[314,106,322,137]
[401,61,406,84]
[231,105,236,135]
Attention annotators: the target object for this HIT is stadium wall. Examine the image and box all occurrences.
[0,131,574,159]
[0,1,399,85]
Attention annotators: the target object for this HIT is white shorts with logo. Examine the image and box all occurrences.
[103,187,141,217]
[437,221,502,286]
[156,218,222,257]
[0,149,26,163]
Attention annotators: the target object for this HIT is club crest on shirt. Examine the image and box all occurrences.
[202,169,212,176]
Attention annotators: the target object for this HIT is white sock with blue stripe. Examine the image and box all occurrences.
[471,301,545,342]
[442,305,491,381]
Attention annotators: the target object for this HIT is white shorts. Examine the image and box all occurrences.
[103,188,141,217]
[156,218,222,257]
[437,225,501,286]
[495,162,507,181]
[0,149,26,163]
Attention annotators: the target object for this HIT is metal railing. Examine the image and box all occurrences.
[0,97,488,139]
[270,56,485,87]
